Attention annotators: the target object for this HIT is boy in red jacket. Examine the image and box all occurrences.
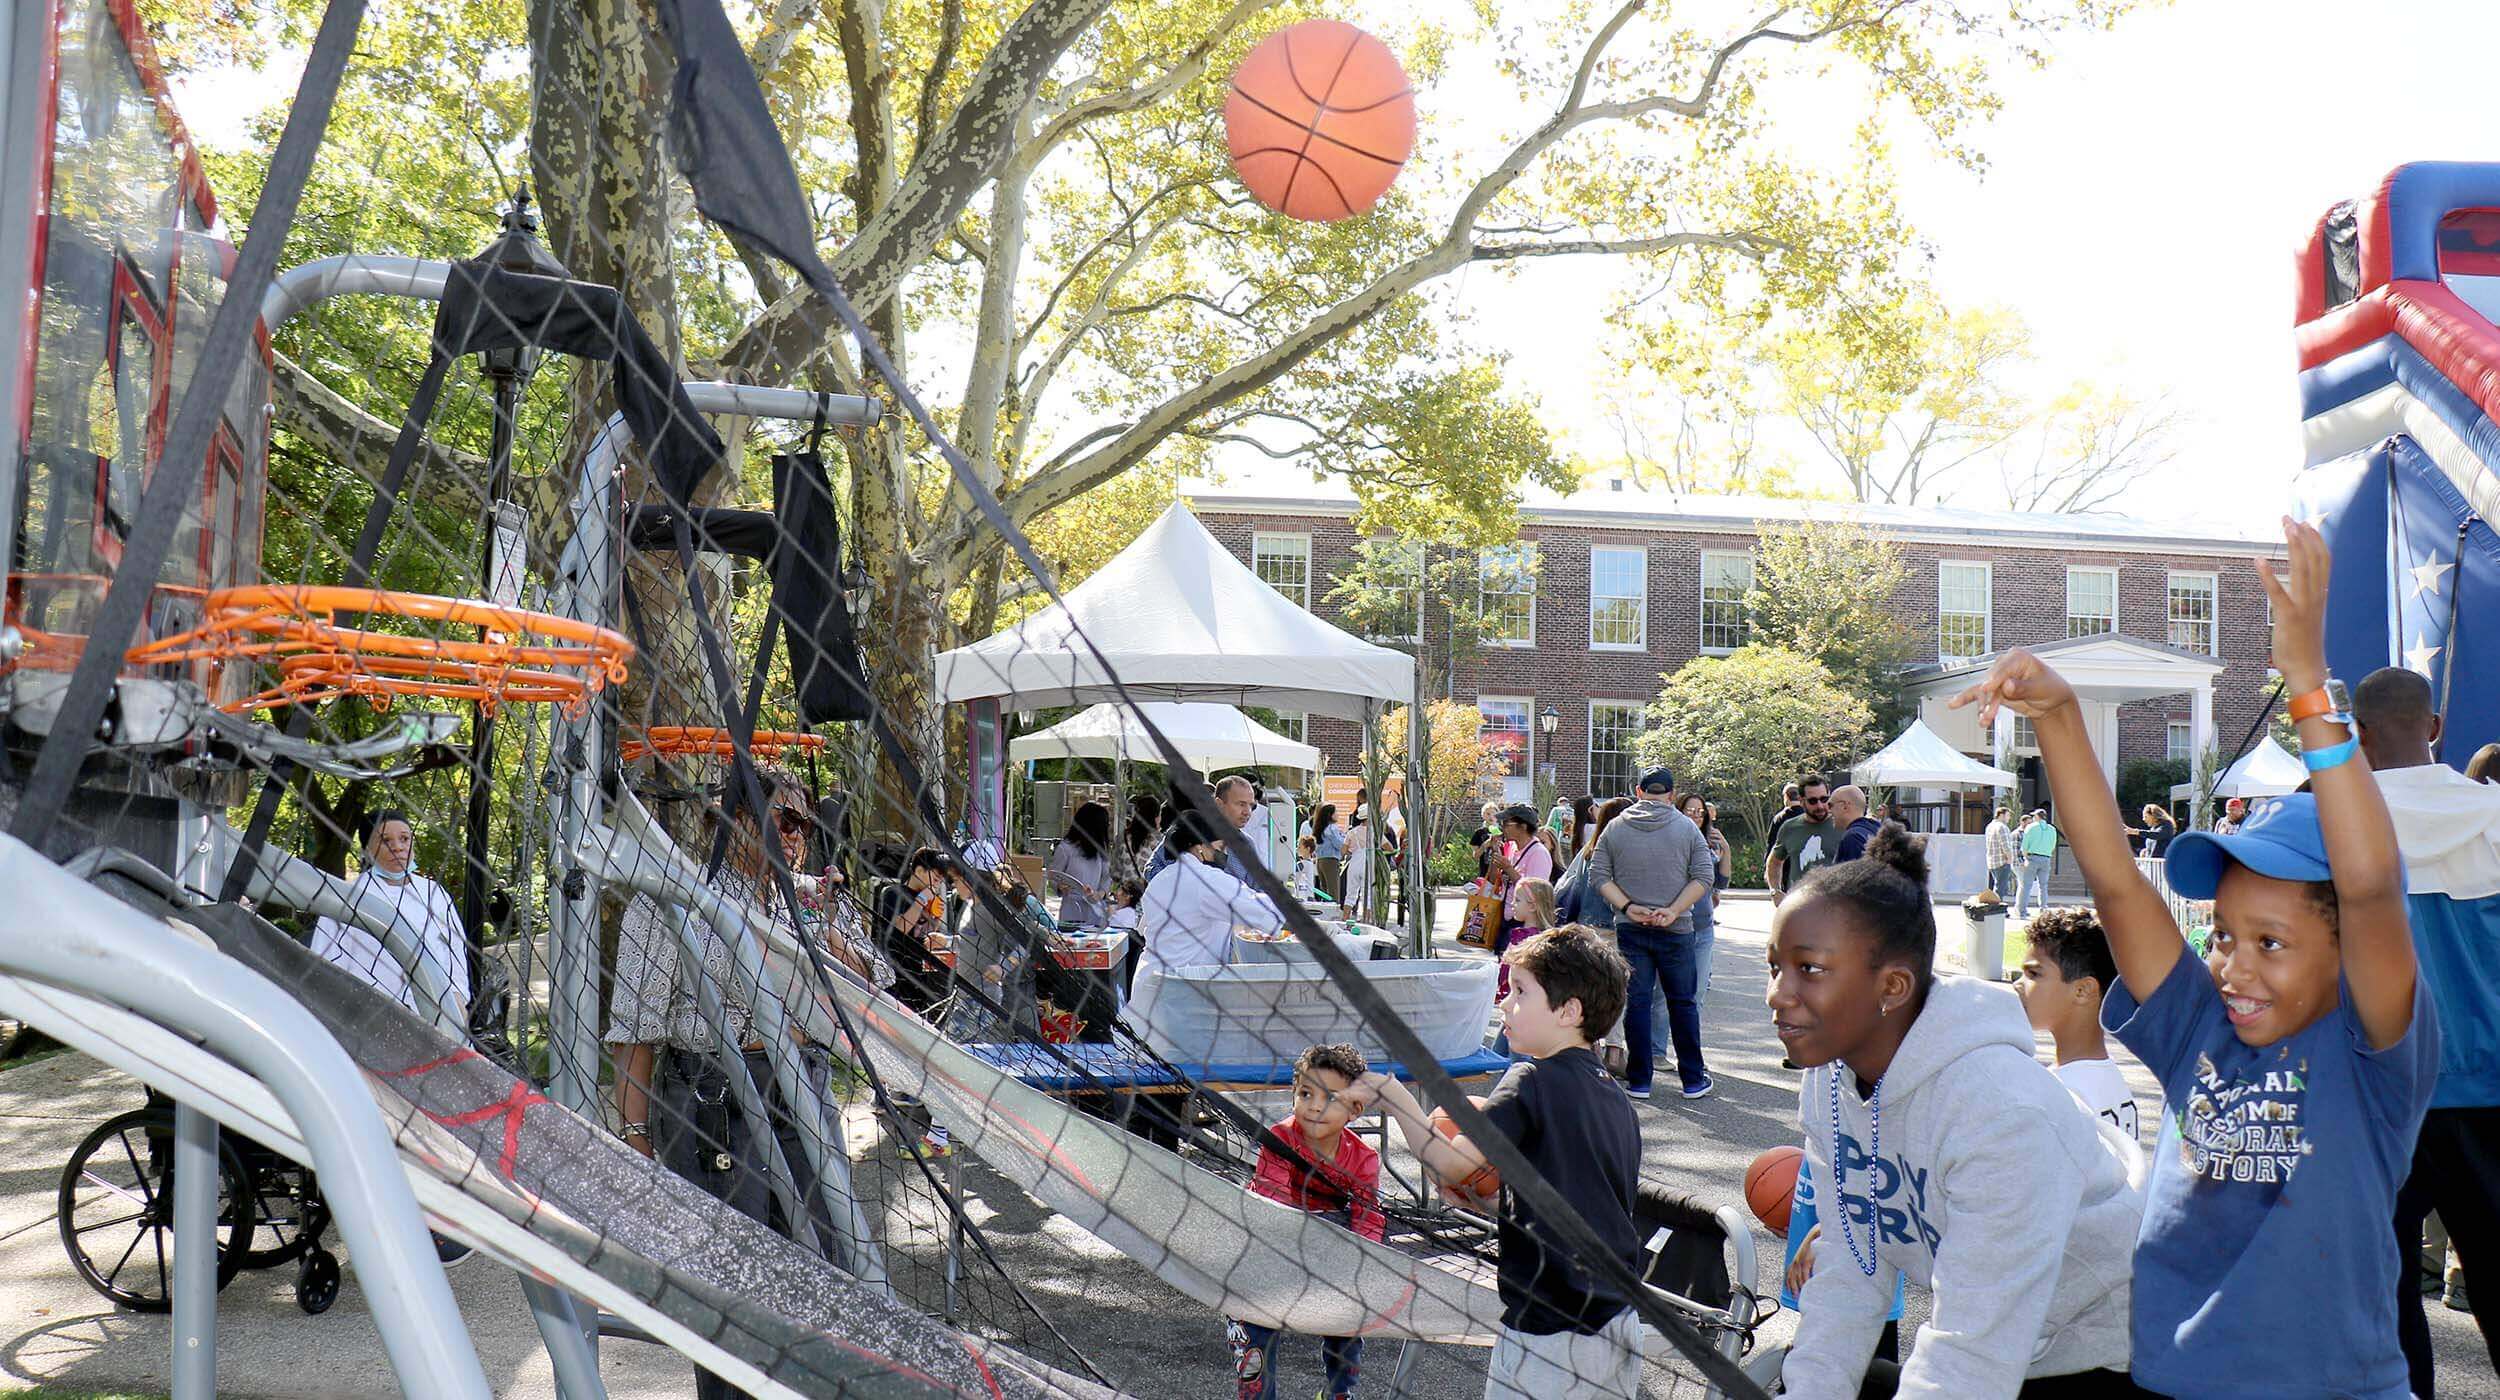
[1231,1041,1384,1400]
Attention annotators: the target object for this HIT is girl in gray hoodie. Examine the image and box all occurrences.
[1769,827,2148,1398]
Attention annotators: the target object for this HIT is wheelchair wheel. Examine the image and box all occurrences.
[295,1247,341,1314]
[58,1107,254,1312]
[238,1159,324,1270]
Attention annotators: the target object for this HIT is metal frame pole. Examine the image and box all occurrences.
[520,1277,608,1400]
[171,1101,218,1399]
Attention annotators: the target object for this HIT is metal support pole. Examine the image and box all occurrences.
[458,368,520,1020]
[171,1101,218,1399]
[1405,698,1429,958]
[942,1147,965,1322]
[521,1277,609,1400]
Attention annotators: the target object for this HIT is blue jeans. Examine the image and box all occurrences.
[1229,1318,1361,1398]
[1618,920,1706,1093]
[2017,852,2052,917]
[1988,863,2016,900]
[1653,900,1718,1051]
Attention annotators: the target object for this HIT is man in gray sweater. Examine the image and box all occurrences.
[1586,766,1720,1099]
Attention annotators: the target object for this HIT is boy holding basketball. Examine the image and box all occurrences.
[1231,1042,1383,1400]
[1351,927,1645,1399]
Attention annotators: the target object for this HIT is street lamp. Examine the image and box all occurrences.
[1538,704,1560,738]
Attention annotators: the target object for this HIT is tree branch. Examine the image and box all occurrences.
[1019,0,1280,160]
[720,0,1119,383]
[915,0,966,148]
[271,354,489,505]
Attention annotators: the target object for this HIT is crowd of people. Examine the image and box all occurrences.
[292,516,2500,1400]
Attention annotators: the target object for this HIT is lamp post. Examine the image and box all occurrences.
[459,188,566,1020]
[1538,704,1560,790]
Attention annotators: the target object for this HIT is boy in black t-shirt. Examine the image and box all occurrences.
[1354,926,1645,1398]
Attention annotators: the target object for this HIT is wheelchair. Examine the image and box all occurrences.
[57,1088,341,1314]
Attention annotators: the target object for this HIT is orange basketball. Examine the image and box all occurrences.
[1224,20,1416,222]
[1427,1096,1500,1203]
[1745,1145,1805,1234]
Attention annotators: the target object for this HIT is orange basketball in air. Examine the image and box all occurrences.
[1427,1096,1501,1203]
[1745,1145,1805,1234]
[1223,20,1416,222]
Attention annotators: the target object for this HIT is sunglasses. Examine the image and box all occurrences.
[1803,796,1831,805]
[773,809,811,834]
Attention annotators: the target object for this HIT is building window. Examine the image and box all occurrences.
[1699,550,1752,653]
[1357,538,1424,643]
[1477,696,1531,798]
[1589,546,1647,650]
[2167,572,2218,655]
[2012,715,2038,754]
[1252,532,1311,608]
[1938,561,1992,663]
[1479,544,1537,647]
[2167,721,2193,763]
[2066,566,2117,637]
[1589,701,1644,797]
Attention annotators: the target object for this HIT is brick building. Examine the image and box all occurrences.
[1189,478,2286,817]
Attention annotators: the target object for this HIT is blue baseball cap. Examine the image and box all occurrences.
[1637,766,1675,794]
[2161,793,2386,899]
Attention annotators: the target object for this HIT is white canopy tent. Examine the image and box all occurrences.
[937,502,1415,718]
[1007,702,1322,775]
[2171,735,2306,803]
[1852,719,2018,789]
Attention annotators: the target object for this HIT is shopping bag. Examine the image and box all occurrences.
[1456,891,1505,950]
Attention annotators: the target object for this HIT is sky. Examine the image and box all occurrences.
[1424,0,2500,526]
[165,1,2500,531]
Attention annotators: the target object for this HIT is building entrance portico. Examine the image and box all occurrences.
[1902,633,2229,817]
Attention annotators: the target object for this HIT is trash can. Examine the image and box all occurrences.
[1962,899,2009,981]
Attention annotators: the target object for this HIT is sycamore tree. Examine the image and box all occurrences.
[1637,645,1871,842]
[180,0,2151,821]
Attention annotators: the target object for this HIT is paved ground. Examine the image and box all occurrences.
[1,892,2493,1397]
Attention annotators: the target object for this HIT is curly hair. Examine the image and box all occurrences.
[1295,1042,1367,1083]
[2024,906,2117,991]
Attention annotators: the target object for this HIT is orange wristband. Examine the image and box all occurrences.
[2287,687,2339,723]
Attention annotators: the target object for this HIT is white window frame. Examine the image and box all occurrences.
[1479,544,1538,649]
[1269,711,1307,742]
[1937,560,1993,664]
[1359,537,1425,644]
[2166,721,2193,763]
[1698,549,1753,655]
[1588,699,1645,797]
[2012,715,2039,755]
[1588,545,1648,651]
[1251,531,1312,609]
[2065,566,2118,638]
[1478,695,1533,787]
[2167,570,2219,656]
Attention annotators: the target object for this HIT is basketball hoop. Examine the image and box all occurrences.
[621,726,827,762]
[125,585,634,716]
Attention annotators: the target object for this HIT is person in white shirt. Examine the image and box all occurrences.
[2013,906,2143,1148]
[1133,811,1283,1053]
[309,809,471,1025]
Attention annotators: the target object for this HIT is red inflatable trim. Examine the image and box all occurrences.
[2296,279,2500,434]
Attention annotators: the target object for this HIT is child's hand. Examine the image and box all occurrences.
[1340,1071,1391,1112]
[1945,647,2078,727]
[1786,1223,1821,1296]
[2257,516,2332,694]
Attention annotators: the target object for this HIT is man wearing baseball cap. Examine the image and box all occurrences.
[1585,765,1720,1099]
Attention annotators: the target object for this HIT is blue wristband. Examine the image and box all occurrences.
[2302,735,2361,773]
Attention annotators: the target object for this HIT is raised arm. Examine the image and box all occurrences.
[2263,518,2414,1048]
[1949,652,2183,995]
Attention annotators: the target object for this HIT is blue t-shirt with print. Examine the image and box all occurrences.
[2104,951,2439,1400]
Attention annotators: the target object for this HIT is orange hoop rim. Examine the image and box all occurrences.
[622,726,828,762]
[123,585,635,714]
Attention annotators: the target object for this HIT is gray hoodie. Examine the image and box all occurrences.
[1582,798,1716,932]
[1783,978,2144,1399]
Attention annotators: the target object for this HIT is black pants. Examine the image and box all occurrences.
[660,1047,827,1400]
[2395,1105,2500,1397]
[1853,1363,2152,1399]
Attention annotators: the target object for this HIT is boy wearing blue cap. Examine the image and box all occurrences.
[1952,517,2438,1400]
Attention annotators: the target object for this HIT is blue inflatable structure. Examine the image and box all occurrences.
[2292,163,2500,767]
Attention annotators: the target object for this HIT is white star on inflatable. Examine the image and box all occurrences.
[2409,559,2454,600]
[2299,506,2332,533]
[2406,633,2443,677]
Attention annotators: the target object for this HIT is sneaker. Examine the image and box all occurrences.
[2446,1279,2471,1313]
[433,1233,474,1267]
[1626,1084,1653,1100]
[1680,1075,1716,1100]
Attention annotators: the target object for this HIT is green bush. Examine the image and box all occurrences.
[1726,834,1767,890]
[1428,836,1483,887]
[2117,757,2190,816]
